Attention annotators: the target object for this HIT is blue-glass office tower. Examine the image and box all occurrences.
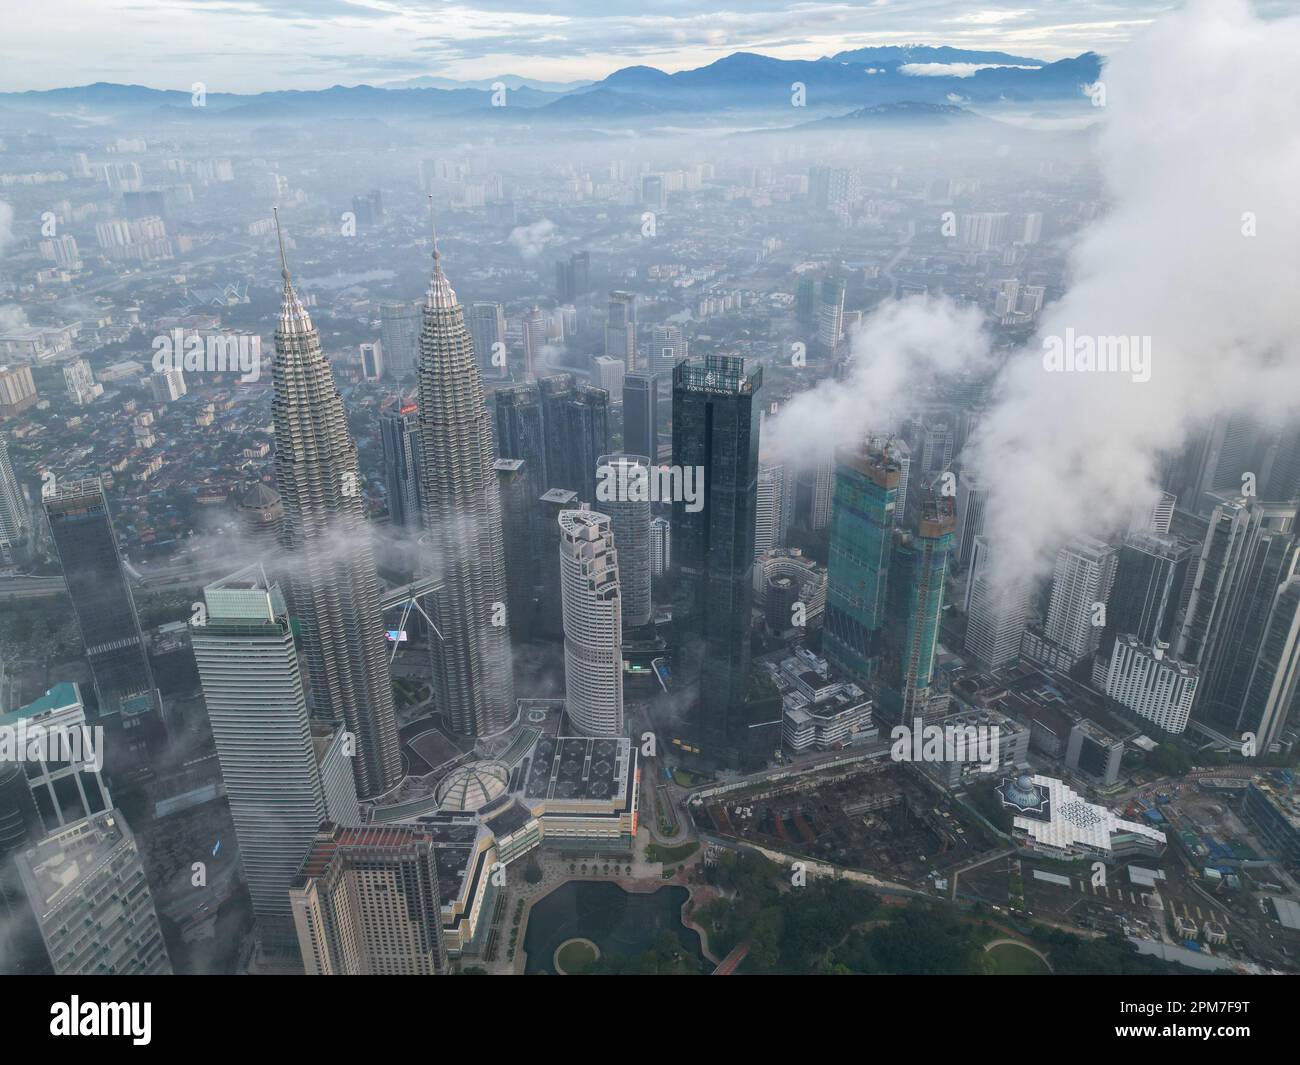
[671,356,762,762]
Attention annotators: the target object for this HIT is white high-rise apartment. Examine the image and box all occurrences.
[558,509,624,735]
[1044,536,1117,660]
[964,536,1031,669]
[17,810,172,975]
[150,365,187,402]
[1105,637,1198,734]
[0,434,30,565]
[809,461,834,531]
[650,516,671,576]
[755,462,786,559]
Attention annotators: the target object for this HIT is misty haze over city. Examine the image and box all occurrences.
[0,0,1298,1016]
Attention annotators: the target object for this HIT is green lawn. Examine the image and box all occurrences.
[983,941,1052,975]
[555,939,598,974]
[646,840,700,864]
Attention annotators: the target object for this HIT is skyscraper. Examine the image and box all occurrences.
[192,566,354,947]
[290,824,448,976]
[467,302,507,379]
[1042,536,1117,664]
[414,209,515,736]
[493,382,548,499]
[17,810,172,975]
[1,682,112,832]
[650,516,671,578]
[754,461,787,560]
[807,460,834,531]
[592,356,624,404]
[150,364,186,403]
[622,371,658,462]
[1238,576,1300,751]
[1179,498,1299,744]
[963,536,1030,670]
[496,373,610,503]
[672,356,762,760]
[880,495,955,720]
[0,434,29,565]
[649,323,686,376]
[536,489,580,639]
[555,250,590,304]
[595,453,651,628]
[557,383,611,502]
[494,457,535,642]
[1103,532,1194,654]
[521,305,545,380]
[824,445,900,686]
[43,477,161,768]
[269,213,401,799]
[795,275,816,327]
[817,276,846,354]
[559,509,624,735]
[380,397,422,530]
[0,755,45,973]
[605,290,637,369]
[379,300,421,379]
[1106,638,1199,734]
[954,475,987,572]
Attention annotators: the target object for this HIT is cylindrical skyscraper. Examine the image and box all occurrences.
[558,509,623,736]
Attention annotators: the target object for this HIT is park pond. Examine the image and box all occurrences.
[522,881,705,974]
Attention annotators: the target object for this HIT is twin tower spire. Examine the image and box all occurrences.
[273,197,455,329]
[269,200,514,755]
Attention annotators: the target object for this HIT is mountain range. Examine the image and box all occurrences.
[0,46,1103,130]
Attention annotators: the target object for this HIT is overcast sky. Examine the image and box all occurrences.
[0,1,1286,93]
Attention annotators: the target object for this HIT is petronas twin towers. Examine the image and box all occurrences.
[269,208,513,803]
[415,223,516,736]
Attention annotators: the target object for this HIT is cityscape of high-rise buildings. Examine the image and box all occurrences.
[1,1,1299,995]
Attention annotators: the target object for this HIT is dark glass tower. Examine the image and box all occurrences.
[494,458,535,642]
[380,397,422,529]
[493,381,548,500]
[559,384,610,504]
[44,477,162,766]
[1102,531,1194,652]
[824,446,900,686]
[1179,498,1298,742]
[495,373,609,504]
[622,371,658,462]
[671,355,762,760]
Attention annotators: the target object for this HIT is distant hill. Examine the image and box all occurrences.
[0,48,1103,129]
[822,45,1046,68]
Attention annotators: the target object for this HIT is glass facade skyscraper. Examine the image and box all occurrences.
[824,447,900,686]
[671,355,762,761]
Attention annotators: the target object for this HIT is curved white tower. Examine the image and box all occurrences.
[558,509,624,735]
